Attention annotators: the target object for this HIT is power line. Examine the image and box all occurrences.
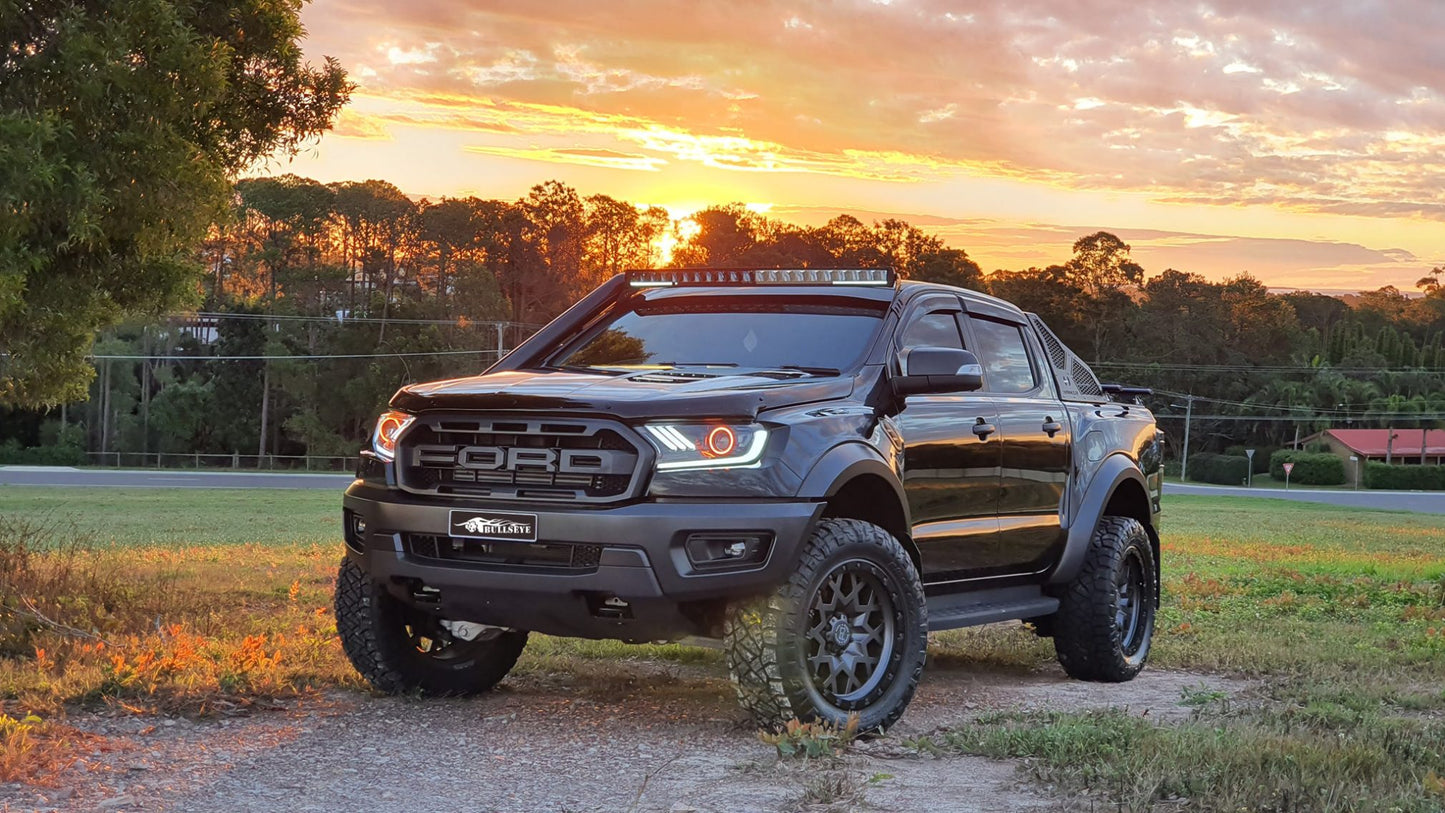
[89,349,504,361]
[1096,361,1443,374]
[176,311,545,329]
[1155,414,1445,422]
[1149,389,1434,418]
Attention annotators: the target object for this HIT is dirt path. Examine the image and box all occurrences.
[5,659,1245,813]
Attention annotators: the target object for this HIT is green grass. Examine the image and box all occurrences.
[1152,496,1445,677]
[921,495,1445,812]
[3,488,1445,807]
[912,699,1445,813]
[0,486,339,547]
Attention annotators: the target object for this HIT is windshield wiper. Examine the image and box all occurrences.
[551,364,623,375]
[651,361,740,368]
[768,365,841,377]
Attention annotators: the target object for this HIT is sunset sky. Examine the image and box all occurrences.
[282,0,1445,292]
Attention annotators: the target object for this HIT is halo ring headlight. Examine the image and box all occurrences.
[643,423,768,471]
[371,410,415,461]
[704,426,737,457]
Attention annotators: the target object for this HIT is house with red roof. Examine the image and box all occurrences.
[1299,429,1445,486]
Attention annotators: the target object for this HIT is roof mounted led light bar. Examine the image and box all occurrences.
[627,268,895,288]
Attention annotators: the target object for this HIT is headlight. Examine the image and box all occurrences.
[371,410,415,461]
[642,423,769,471]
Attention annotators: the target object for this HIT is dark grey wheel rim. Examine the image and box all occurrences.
[1115,549,1147,656]
[804,561,897,706]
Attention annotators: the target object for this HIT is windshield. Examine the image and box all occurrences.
[552,297,885,374]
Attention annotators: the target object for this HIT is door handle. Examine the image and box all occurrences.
[1042,417,1063,437]
[972,418,996,439]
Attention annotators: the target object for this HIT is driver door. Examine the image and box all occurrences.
[892,296,1003,583]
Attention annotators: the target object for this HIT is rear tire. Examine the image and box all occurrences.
[723,519,927,733]
[334,557,528,695]
[1052,516,1156,682]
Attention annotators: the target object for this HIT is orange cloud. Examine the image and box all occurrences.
[300,0,1445,221]
[464,146,668,172]
[289,0,1445,290]
[328,109,393,141]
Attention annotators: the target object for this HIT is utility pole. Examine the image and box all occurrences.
[1180,394,1194,482]
[258,361,270,468]
[1386,427,1394,465]
[495,322,506,358]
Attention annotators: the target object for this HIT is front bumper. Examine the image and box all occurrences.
[342,480,824,642]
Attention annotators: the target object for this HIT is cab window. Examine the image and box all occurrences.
[970,317,1037,393]
[898,311,963,351]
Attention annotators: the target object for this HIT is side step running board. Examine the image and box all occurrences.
[925,588,1059,632]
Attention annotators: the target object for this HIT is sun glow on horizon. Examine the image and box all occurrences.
[656,215,701,265]
[291,0,1445,291]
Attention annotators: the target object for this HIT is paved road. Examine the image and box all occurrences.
[3,467,1440,514]
[0,466,353,490]
[1165,481,1445,514]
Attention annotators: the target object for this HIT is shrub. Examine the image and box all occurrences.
[1186,453,1251,485]
[1363,462,1445,490]
[1224,445,1278,475]
[1268,451,1346,485]
[0,439,86,467]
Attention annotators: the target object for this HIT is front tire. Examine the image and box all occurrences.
[723,519,927,732]
[334,557,528,695]
[1052,516,1156,682]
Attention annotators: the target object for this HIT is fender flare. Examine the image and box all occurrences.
[797,442,911,528]
[1048,453,1149,585]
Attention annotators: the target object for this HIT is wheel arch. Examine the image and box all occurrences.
[799,445,918,571]
[1049,454,1155,586]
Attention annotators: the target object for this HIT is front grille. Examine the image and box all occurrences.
[397,416,646,503]
[406,534,603,572]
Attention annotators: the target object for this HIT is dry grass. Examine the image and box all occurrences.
[0,712,98,785]
[1,487,1443,808]
[0,516,356,718]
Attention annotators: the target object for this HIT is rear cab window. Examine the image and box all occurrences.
[968,317,1038,394]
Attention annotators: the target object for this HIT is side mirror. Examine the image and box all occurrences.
[893,347,984,395]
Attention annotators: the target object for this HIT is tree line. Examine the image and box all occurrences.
[2,174,1443,467]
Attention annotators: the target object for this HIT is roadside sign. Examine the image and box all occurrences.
[1283,461,1294,490]
[1245,449,1256,487]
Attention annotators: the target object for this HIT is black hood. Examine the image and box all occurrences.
[389,368,861,420]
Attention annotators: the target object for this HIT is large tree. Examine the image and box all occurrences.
[0,0,349,407]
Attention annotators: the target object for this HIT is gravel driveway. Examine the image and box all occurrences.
[4,650,1242,813]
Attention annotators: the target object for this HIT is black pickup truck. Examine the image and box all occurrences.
[335,268,1164,731]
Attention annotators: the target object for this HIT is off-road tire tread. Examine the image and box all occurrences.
[334,557,527,695]
[1052,516,1154,682]
[723,519,926,732]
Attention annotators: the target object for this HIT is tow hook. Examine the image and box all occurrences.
[440,620,505,641]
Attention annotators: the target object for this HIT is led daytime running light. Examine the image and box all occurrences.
[371,410,415,461]
[644,423,769,471]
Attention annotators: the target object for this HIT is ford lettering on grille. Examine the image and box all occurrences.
[398,416,646,502]
[455,446,635,475]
